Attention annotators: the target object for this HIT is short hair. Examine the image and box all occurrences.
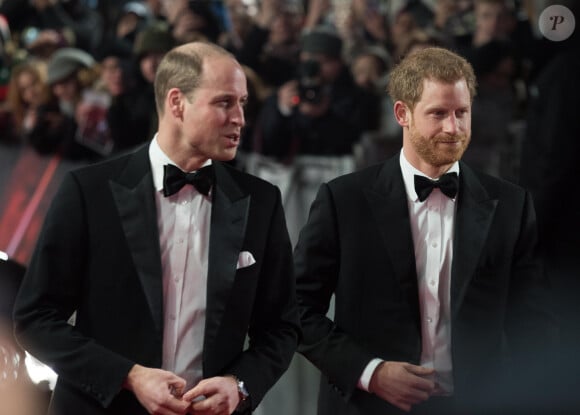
[387,47,477,109]
[153,41,235,114]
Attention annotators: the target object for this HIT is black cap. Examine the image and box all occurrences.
[301,27,343,58]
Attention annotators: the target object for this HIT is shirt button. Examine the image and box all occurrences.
[430,280,436,286]
[169,314,176,321]
[426,317,433,323]
[431,241,438,248]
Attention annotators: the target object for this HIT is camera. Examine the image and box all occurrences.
[297,59,326,104]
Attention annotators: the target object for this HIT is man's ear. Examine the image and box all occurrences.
[394,101,410,127]
[167,88,184,120]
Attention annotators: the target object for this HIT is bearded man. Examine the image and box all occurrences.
[293,47,556,415]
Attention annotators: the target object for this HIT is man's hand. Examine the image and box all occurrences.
[182,376,239,415]
[123,364,191,415]
[277,80,300,114]
[369,361,436,412]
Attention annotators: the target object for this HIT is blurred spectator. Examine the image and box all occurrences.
[453,0,536,68]
[95,52,131,98]
[350,45,390,94]
[219,0,253,53]
[348,44,401,169]
[235,0,302,88]
[333,0,389,62]
[302,0,332,31]
[251,26,380,249]
[144,0,165,21]
[433,0,474,38]
[387,7,419,60]
[159,0,189,26]
[255,26,379,160]
[236,64,272,155]
[457,0,513,49]
[20,26,73,61]
[106,22,174,153]
[171,0,224,44]
[0,61,51,145]
[399,0,434,28]
[0,13,13,100]
[464,39,520,179]
[99,1,152,59]
[393,27,448,63]
[2,0,104,57]
[74,48,135,158]
[27,46,100,160]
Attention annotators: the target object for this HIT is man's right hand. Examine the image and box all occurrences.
[368,361,436,412]
[277,80,300,114]
[123,364,191,415]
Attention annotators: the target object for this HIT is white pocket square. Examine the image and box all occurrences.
[236,251,256,269]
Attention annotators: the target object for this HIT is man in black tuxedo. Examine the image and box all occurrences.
[13,41,300,415]
[294,47,556,415]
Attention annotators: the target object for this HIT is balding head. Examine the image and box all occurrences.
[154,41,239,115]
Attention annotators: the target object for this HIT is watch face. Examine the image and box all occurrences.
[238,380,250,399]
[236,379,251,412]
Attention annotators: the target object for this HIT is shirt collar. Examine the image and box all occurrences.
[149,134,212,194]
[399,149,460,202]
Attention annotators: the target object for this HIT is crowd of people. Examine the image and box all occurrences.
[0,0,566,177]
[1,1,579,415]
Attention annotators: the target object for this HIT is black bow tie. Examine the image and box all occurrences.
[414,172,458,202]
[163,164,214,197]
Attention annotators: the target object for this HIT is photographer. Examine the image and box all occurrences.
[254,27,379,159]
[249,27,380,246]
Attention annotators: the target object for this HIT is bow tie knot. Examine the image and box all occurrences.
[163,164,214,197]
[414,172,458,202]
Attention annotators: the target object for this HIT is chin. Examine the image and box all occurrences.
[215,150,238,162]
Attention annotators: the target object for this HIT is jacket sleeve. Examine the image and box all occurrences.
[12,172,135,408]
[294,183,375,401]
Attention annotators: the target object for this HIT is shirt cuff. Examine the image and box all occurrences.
[357,358,384,392]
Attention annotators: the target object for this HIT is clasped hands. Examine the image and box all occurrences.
[369,361,441,412]
[124,364,240,415]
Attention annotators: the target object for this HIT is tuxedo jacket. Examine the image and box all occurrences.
[294,154,556,415]
[13,143,300,415]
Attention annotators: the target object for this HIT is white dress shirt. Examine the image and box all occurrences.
[149,136,212,389]
[359,151,458,395]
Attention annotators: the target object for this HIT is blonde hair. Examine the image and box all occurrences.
[387,47,477,109]
[6,61,50,133]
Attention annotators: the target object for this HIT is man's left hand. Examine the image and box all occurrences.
[182,376,239,415]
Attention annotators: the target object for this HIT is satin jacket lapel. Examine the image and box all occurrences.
[364,156,421,329]
[204,162,250,348]
[109,145,164,333]
[451,162,498,319]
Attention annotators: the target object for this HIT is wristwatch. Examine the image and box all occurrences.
[230,375,251,413]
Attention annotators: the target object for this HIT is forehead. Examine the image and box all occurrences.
[198,56,247,93]
[416,78,471,108]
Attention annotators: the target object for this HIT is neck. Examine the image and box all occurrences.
[156,133,208,172]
